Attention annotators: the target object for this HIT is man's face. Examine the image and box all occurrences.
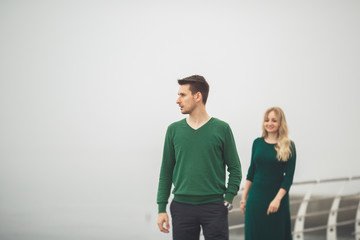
[176,84,197,114]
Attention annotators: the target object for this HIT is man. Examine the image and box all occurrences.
[156,75,242,240]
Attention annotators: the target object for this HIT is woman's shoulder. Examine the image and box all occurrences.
[253,137,263,145]
[290,140,296,150]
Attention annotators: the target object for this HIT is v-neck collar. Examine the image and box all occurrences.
[184,117,213,131]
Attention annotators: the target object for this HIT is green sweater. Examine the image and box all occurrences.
[157,117,242,213]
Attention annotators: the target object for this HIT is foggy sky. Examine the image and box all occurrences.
[1,0,359,239]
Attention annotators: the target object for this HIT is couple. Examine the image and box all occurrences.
[156,75,297,240]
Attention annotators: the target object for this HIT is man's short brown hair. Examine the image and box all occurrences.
[177,75,210,105]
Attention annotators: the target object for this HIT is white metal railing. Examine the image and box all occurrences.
[229,175,360,240]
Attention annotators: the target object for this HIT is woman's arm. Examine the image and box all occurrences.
[266,188,287,215]
[240,180,252,214]
[241,139,258,214]
[268,142,297,215]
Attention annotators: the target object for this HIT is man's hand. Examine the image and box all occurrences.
[157,213,170,233]
[224,200,232,212]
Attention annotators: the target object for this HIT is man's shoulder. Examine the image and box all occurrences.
[211,117,230,128]
[167,118,186,130]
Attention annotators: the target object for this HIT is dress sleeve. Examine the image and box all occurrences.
[280,141,297,191]
[223,125,242,204]
[156,126,176,213]
[246,139,258,181]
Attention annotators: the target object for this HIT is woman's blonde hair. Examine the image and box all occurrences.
[261,107,292,162]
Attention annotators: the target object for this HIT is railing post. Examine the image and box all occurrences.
[293,183,316,240]
[327,179,348,240]
[355,196,360,240]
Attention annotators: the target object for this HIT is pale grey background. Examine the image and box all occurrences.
[0,0,359,239]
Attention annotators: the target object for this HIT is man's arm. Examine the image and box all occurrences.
[223,125,242,203]
[156,126,175,232]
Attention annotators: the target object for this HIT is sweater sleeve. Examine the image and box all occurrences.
[280,141,297,191]
[246,138,258,181]
[156,126,176,213]
[223,125,242,203]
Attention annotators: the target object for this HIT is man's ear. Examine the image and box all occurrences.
[194,92,202,103]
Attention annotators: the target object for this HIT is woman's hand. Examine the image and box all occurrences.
[267,198,281,215]
[240,200,246,214]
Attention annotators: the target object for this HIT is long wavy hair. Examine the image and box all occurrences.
[261,107,292,162]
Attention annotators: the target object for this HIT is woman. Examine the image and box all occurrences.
[241,107,296,240]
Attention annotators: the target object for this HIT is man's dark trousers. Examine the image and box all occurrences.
[170,200,229,240]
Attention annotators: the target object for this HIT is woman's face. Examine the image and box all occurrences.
[264,111,280,134]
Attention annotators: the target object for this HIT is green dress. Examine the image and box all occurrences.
[245,138,296,240]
